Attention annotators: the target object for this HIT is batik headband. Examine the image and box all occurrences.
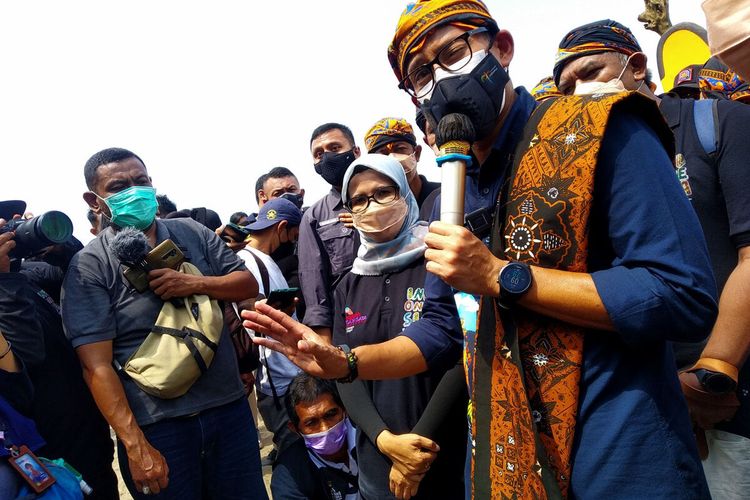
[388,0,497,83]
[364,117,417,153]
[553,20,642,86]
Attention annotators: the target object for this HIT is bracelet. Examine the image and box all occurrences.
[0,340,11,359]
[336,344,359,383]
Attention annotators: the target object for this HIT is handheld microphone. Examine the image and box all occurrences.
[111,227,154,293]
[111,228,186,308]
[111,227,151,268]
[435,113,475,225]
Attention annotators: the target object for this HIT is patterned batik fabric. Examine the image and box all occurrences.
[387,0,496,82]
[553,19,642,86]
[731,83,750,103]
[699,67,746,95]
[364,117,417,153]
[531,77,562,103]
[468,91,668,500]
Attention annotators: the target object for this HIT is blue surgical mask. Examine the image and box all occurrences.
[98,186,158,230]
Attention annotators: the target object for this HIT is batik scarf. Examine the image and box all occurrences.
[469,91,671,499]
[341,154,427,276]
[531,76,562,102]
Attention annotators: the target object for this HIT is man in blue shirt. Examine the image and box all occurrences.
[556,21,750,500]
[244,2,717,498]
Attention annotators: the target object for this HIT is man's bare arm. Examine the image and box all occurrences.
[77,341,169,494]
[699,246,750,367]
[148,269,258,301]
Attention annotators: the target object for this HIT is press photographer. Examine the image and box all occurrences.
[0,201,119,499]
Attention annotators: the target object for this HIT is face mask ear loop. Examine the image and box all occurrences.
[615,53,639,87]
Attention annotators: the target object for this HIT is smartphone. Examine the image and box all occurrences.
[123,239,186,292]
[266,287,300,309]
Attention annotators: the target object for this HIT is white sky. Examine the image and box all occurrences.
[0,1,705,243]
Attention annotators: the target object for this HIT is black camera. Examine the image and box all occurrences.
[0,211,74,259]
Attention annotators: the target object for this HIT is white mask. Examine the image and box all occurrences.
[574,53,642,96]
[389,152,417,176]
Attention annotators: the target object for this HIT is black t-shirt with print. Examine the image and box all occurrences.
[661,94,750,439]
[333,258,465,499]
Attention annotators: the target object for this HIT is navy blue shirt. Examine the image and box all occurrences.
[404,88,717,499]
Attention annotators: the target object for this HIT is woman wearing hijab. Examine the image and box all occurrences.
[333,154,466,500]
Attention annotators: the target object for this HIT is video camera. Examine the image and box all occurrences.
[0,211,74,260]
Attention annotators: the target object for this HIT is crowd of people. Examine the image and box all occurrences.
[1,0,750,499]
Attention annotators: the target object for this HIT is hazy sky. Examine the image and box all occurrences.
[0,1,705,242]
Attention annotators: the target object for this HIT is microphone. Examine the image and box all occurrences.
[435,113,475,225]
[111,227,151,268]
[111,227,153,293]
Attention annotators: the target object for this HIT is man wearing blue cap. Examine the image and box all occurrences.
[240,198,305,466]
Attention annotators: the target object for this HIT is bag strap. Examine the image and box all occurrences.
[151,325,218,373]
[693,99,719,155]
[247,251,270,296]
[244,250,282,407]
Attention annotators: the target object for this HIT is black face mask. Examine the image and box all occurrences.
[422,53,510,140]
[278,192,304,209]
[314,150,357,187]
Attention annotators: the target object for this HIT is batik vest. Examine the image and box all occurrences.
[468,91,672,499]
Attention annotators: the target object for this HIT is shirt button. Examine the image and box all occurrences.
[482,188,490,195]
[385,296,390,302]
[341,226,348,233]
[385,279,391,284]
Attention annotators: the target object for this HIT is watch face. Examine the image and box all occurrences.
[501,263,532,295]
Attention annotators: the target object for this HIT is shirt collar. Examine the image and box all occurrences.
[328,187,344,209]
[468,87,537,176]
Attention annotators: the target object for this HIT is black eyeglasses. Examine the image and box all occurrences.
[345,186,399,214]
[399,27,491,99]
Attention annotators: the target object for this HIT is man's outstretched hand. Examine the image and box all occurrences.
[242,302,348,379]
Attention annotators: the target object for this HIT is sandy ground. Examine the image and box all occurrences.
[110,398,275,499]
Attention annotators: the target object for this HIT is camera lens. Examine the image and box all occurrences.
[12,211,74,258]
[36,211,73,244]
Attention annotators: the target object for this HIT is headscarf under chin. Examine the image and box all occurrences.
[341,153,427,276]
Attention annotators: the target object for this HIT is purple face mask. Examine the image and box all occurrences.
[302,417,349,457]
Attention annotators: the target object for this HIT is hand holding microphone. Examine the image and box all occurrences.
[435,113,475,225]
[425,113,503,295]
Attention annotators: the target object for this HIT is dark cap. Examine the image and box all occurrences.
[674,64,702,89]
[246,198,302,232]
[0,200,26,220]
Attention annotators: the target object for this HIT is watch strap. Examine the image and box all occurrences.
[336,344,359,383]
[689,357,739,384]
